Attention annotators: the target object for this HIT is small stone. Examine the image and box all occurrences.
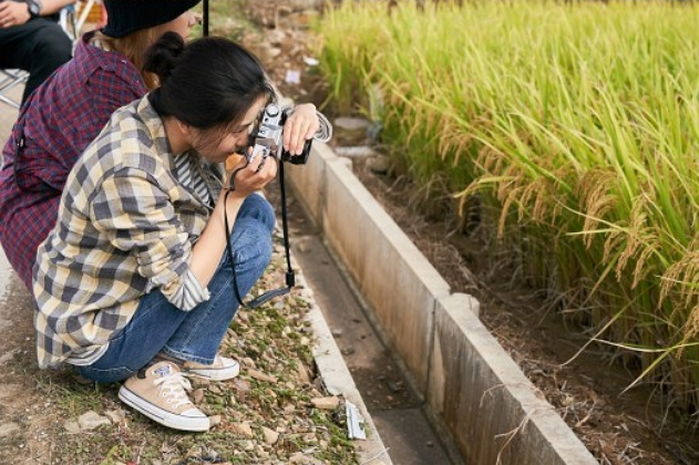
[297,242,310,253]
[231,422,254,438]
[295,364,311,384]
[0,422,20,437]
[233,378,252,392]
[104,409,126,424]
[247,369,278,383]
[267,29,285,46]
[193,388,205,404]
[341,347,355,356]
[78,411,111,431]
[311,396,340,410]
[267,46,282,58]
[334,117,371,131]
[209,415,222,427]
[262,426,279,445]
[387,381,404,393]
[289,452,322,465]
[331,329,343,337]
[242,439,255,451]
[367,155,390,174]
[63,420,81,434]
[426,440,434,447]
[334,146,377,158]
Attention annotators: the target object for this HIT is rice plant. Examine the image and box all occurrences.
[317,0,699,411]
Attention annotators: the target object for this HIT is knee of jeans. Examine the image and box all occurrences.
[232,219,273,272]
[243,194,276,233]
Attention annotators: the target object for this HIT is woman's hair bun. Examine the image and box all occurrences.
[143,31,186,83]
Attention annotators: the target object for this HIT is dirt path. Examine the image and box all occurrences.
[0,242,363,464]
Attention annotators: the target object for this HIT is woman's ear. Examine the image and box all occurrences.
[175,119,193,141]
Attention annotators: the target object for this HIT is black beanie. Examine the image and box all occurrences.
[102,0,201,38]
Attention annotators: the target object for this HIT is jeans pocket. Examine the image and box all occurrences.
[76,364,135,384]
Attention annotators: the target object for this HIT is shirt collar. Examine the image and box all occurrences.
[73,32,147,92]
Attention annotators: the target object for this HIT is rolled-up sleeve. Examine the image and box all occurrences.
[89,167,210,310]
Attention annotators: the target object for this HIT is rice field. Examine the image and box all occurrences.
[316,0,699,411]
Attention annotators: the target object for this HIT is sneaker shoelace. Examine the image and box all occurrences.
[154,371,194,410]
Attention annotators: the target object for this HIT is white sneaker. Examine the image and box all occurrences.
[183,354,240,381]
[118,361,209,432]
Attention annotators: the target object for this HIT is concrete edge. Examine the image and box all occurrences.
[431,293,598,465]
[286,142,599,465]
[289,142,451,393]
[295,266,394,465]
[320,142,451,297]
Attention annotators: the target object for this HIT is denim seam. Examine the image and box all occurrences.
[82,365,134,373]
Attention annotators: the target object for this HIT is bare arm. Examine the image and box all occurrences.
[41,0,76,15]
[189,153,277,288]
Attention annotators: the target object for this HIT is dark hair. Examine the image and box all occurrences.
[144,32,275,130]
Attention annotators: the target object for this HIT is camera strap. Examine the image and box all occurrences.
[223,160,295,309]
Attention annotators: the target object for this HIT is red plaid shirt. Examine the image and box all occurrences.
[0,32,147,289]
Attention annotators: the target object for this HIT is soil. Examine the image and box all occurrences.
[230,1,699,464]
[0,245,360,465]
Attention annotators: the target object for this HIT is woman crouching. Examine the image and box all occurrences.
[32,32,320,432]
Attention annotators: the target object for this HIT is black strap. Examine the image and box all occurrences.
[223,160,294,309]
[203,0,209,36]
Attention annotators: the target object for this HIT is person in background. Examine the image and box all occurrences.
[33,32,321,432]
[0,0,201,291]
[0,0,75,104]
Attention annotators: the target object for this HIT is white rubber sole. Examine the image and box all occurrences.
[118,385,209,432]
[186,361,240,381]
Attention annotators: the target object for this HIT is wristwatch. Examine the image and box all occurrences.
[25,0,42,18]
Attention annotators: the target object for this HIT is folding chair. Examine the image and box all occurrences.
[0,0,98,108]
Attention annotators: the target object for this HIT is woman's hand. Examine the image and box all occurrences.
[283,103,319,156]
[224,147,278,198]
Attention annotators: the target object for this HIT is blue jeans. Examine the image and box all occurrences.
[77,194,275,384]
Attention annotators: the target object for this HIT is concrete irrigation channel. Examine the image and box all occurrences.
[285,141,601,465]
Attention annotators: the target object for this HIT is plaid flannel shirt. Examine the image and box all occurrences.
[33,95,222,369]
[0,32,147,289]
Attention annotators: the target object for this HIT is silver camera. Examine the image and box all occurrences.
[248,103,312,165]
